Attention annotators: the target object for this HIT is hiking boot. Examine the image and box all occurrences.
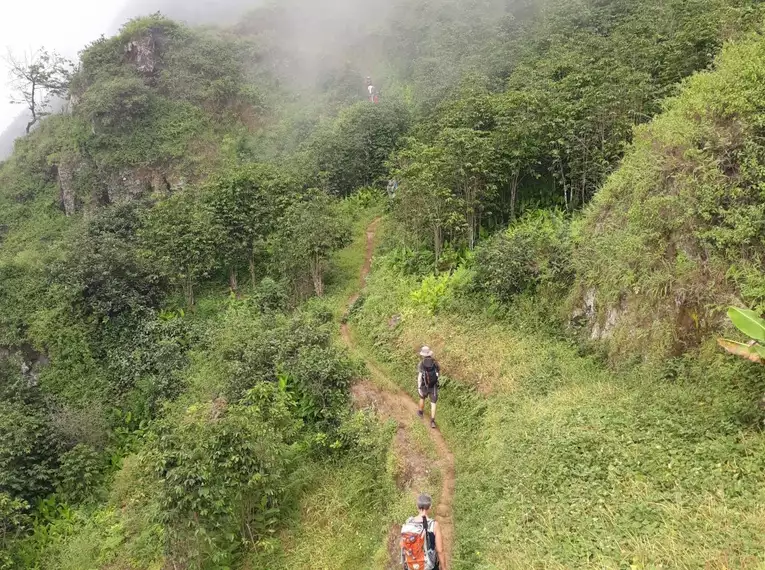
[417,410,424,418]
[430,419,436,429]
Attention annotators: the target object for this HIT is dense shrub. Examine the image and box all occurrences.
[473,210,573,303]
[77,75,153,131]
[252,277,289,312]
[283,345,357,425]
[53,202,165,322]
[55,444,107,505]
[0,492,30,564]
[313,101,411,197]
[0,403,60,501]
[141,385,300,568]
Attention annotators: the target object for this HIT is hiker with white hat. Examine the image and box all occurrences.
[417,346,441,428]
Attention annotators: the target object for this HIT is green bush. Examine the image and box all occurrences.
[0,403,60,502]
[382,246,436,277]
[0,492,30,561]
[282,345,357,426]
[55,444,107,505]
[77,75,152,131]
[252,277,289,313]
[53,202,165,323]
[409,266,474,315]
[473,210,573,303]
[141,384,300,568]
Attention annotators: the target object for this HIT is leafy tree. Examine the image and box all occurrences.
[0,403,59,502]
[274,192,351,297]
[313,101,410,197]
[391,139,464,268]
[5,48,74,134]
[205,164,289,291]
[140,191,221,307]
[141,385,300,568]
[490,91,545,222]
[437,128,497,249]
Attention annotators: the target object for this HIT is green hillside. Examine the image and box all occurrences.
[1,1,765,568]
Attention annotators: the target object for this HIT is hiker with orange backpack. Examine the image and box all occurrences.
[417,346,440,429]
[401,493,445,570]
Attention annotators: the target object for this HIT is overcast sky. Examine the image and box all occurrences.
[0,0,131,132]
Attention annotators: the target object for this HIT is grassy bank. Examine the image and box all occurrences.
[352,249,765,569]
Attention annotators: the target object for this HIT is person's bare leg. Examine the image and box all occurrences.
[419,398,426,414]
[430,402,437,421]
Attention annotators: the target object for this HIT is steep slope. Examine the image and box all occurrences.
[573,32,765,360]
[0,112,31,161]
[352,221,765,569]
[3,1,765,568]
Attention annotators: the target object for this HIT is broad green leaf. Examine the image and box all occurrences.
[717,338,763,363]
[727,307,765,342]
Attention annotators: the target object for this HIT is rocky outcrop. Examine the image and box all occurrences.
[104,168,185,204]
[0,344,49,388]
[571,289,625,341]
[124,28,167,80]
[57,159,80,216]
[591,305,623,341]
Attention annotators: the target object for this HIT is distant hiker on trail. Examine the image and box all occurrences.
[387,179,398,198]
[401,493,445,570]
[417,346,440,428]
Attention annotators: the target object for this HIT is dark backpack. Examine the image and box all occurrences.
[422,357,439,388]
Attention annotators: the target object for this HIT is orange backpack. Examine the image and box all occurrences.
[401,516,438,570]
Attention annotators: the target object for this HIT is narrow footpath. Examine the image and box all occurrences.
[340,219,456,568]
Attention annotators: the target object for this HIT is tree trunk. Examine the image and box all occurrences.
[581,143,588,207]
[249,255,256,289]
[433,224,442,274]
[26,82,37,134]
[465,183,476,250]
[466,210,475,250]
[184,276,195,308]
[229,266,238,294]
[558,159,569,211]
[312,268,324,297]
[510,170,520,221]
[312,254,324,296]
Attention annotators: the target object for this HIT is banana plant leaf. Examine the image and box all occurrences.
[727,307,765,343]
[717,338,765,363]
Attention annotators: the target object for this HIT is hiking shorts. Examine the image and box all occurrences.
[418,383,439,403]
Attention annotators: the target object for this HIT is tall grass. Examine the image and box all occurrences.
[353,261,765,569]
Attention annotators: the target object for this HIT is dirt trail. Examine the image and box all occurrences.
[341,219,456,569]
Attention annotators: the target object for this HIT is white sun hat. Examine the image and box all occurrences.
[419,346,433,357]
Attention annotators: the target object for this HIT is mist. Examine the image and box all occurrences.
[0,0,525,158]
